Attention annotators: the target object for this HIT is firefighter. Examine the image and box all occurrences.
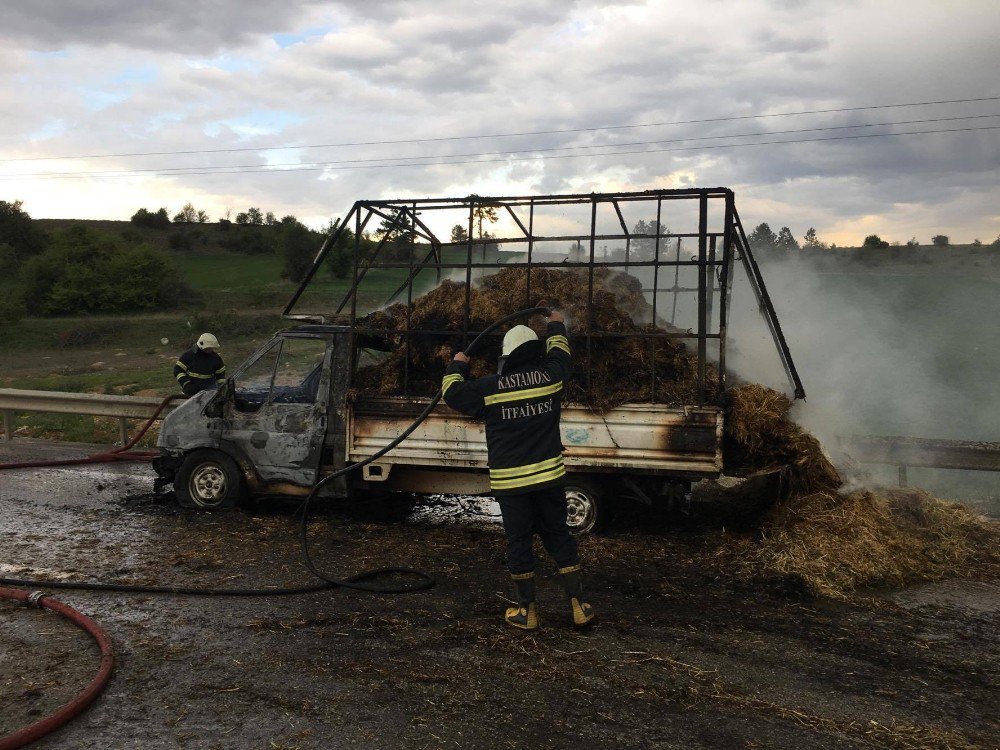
[442,310,594,630]
[174,333,226,395]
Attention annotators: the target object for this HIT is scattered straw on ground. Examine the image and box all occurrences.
[716,486,999,599]
[721,383,998,597]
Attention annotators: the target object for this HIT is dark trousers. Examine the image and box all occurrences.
[496,485,579,575]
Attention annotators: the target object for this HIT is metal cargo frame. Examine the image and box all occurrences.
[285,188,804,403]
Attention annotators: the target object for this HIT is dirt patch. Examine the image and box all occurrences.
[1,482,998,749]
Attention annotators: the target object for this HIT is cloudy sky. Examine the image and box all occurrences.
[1,0,997,245]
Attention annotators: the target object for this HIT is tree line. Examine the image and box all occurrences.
[747,222,999,254]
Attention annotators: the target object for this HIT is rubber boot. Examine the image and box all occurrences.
[504,572,539,631]
[558,565,595,627]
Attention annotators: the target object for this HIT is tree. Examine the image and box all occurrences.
[0,199,47,261]
[748,222,778,253]
[862,234,890,249]
[20,226,189,315]
[802,227,824,249]
[472,202,499,239]
[906,237,919,247]
[130,207,171,229]
[931,234,949,247]
[173,203,198,223]
[992,234,1000,247]
[972,238,982,247]
[246,207,264,226]
[450,224,469,244]
[374,208,416,262]
[196,210,209,223]
[631,219,668,261]
[280,219,322,283]
[324,217,355,279]
[265,211,278,226]
[234,211,250,225]
[776,226,799,251]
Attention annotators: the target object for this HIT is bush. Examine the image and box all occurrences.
[168,231,194,251]
[219,226,277,255]
[20,226,192,315]
[931,234,949,247]
[0,200,48,261]
[862,234,890,249]
[280,220,323,283]
[54,321,121,348]
[0,242,18,276]
[0,293,25,324]
[131,207,171,229]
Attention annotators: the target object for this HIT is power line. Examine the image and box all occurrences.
[2,95,998,163]
[5,125,996,181]
[7,114,999,179]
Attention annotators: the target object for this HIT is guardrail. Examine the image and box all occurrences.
[2,388,998,487]
[836,435,1000,486]
[0,389,181,444]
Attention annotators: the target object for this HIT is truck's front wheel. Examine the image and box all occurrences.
[564,480,612,535]
[176,450,245,510]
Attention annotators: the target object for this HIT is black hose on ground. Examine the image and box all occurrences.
[0,307,551,597]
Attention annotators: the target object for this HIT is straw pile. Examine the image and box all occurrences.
[724,383,841,494]
[719,487,1000,599]
[722,383,999,597]
[357,268,999,597]
[356,267,714,409]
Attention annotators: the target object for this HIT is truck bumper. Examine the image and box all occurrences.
[152,450,183,492]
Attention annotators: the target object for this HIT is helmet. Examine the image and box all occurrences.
[196,333,220,350]
[501,325,538,356]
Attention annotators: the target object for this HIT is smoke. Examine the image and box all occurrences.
[723,252,1000,509]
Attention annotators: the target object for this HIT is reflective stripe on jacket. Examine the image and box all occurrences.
[174,347,226,395]
[442,321,570,496]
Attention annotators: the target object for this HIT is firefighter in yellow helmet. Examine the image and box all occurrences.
[441,310,594,630]
[173,333,226,395]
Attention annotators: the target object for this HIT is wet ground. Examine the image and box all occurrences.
[1,440,998,749]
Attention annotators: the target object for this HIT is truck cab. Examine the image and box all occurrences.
[155,326,345,508]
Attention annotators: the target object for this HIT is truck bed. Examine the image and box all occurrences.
[347,396,723,482]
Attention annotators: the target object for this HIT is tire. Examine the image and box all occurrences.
[175,450,246,511]
[564,479,612,535]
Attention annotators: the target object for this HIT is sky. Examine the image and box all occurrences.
[1,0,998,245]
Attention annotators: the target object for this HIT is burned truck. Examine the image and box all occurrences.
[154,189,803,532]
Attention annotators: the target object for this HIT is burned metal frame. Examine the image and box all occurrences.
[284,188,805,403]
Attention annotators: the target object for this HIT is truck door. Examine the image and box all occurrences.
[225,335,331,487]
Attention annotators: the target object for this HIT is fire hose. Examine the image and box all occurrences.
[0,588,114,750]
[0,307,549,743]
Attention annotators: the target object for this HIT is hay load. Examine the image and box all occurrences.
[356,267,712,410]
[357,268,999,597]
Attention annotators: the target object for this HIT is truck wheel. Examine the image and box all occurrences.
[564,480,612,535]
[175,450,245,511]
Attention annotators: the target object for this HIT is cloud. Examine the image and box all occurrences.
[3,0,331,53]
[0,0,996,245]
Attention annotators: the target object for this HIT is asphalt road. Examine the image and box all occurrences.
[1,440,998,750]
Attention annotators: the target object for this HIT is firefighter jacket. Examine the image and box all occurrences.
[442,321,571,496]
[174,347,226,395]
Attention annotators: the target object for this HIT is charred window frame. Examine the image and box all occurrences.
[284,189,805,404]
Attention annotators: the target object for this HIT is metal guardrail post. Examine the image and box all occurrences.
[2,409,12,441]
